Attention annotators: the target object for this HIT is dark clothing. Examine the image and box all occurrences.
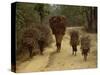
[38,40,45,54]
[82,48,90,55]
[72,45,77,52]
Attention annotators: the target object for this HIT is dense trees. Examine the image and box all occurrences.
[34,4,50,24]
[50,5,97,32]
[84,7,97,32]
[16,3,53,60]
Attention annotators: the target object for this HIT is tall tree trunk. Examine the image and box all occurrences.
[85,7,97,32]
[93,7,97,32]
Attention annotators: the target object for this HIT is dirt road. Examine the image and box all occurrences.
[16,27,97,73]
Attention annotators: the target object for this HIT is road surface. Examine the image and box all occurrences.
[16,27,97,73]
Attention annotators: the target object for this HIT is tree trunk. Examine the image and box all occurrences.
[85,7,97,33]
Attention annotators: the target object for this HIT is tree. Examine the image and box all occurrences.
[34,4,50,24]
[84,7,97,32]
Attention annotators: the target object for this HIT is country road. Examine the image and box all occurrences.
[16,27,97,73]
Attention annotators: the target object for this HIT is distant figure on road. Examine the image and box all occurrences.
[38,38,45,55]
[21,28,41,58]
[21,29,36,58]
[70,30,79,56]
[49,16,66,52]
[80,35,91,61]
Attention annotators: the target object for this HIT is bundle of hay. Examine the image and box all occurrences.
[70,30,79,46]
[49,16,66,35]
[80,35,91,50]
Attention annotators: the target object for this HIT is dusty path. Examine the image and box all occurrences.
[16,27,97,73]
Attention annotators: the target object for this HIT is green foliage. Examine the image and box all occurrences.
[56,5,86,26]
[34,3,50,24]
